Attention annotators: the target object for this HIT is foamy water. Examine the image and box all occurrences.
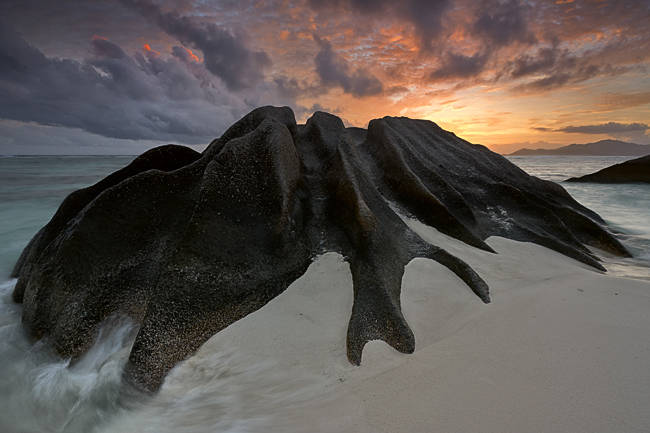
[0,268,336,433]
[0,280,138,433]
[0,154,648,432]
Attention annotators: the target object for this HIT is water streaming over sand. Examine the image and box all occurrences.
[0,277,329,433]
[0,154,648,432]
[0,279,138,433]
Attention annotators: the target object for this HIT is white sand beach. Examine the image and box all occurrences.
[103,217,650,433]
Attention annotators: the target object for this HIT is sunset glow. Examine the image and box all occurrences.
[142,42,160,56]
[184,47,200,63]
[0,0,648,153]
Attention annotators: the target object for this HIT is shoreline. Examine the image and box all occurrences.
[113,222,650,432]
[1,223,649,432]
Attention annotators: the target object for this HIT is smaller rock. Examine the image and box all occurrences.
[567,155,650,184]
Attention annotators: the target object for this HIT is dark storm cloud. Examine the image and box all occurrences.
[386,86,409,95]
[0,0,156,59]
[429,51,489,81]
[505,40,639,93]
[395,0,452,50]
[558,122,650,134]
[0,23,250,143]
[0,0,648,154]
[308,0,451,50]
[509,45,566,79]
[92,38,129,59]
[473,0,535,47]
[119,0,271,90]
[428,1,533,82]
[513,64,631,92]
[272,75,325,100]
[313,36,383,97]
[273,76,305,99]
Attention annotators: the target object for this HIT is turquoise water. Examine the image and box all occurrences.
[0,156,135,279]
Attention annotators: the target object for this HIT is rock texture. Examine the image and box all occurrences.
[12,107,630,392]
[567,155,650,183]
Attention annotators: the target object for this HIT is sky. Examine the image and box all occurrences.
[0,0,649,154]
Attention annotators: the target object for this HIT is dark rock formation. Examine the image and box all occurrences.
[567,155,650,183]
[12,107,630,392]
[508,139,649,156]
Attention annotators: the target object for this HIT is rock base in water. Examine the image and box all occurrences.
[12,106,630,391]
[567,154,650,183]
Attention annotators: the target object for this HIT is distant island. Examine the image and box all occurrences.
[508,139,650,156]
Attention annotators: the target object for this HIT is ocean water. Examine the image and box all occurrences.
[0,154,648,432]
[0,155,325,433]
[0,156,135,279]
[507,155,650,279]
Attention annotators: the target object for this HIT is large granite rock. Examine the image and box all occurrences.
[12,107,630,391]
[567,155,650,183]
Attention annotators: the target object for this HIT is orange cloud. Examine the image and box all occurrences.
[143,43,160,56]
[184,47,200,62]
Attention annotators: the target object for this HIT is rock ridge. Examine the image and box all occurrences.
[12,106,630,391]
